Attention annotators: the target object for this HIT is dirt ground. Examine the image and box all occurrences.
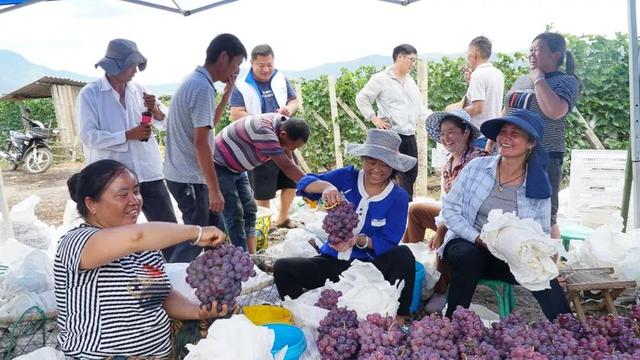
[2,161,82,226]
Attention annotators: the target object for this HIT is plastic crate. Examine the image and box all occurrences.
[567,150,630,226]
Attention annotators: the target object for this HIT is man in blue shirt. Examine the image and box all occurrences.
[229,44,299,229]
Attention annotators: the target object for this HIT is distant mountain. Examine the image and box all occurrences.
[0,49,95,94]
[0,49,464,96]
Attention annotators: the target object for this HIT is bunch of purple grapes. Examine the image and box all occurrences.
[315,289,343,310]
[322,202,359,245]
[451,307,492,357]
[356,313,406,359]
[407,313,459,359]
[185,245,256,312]
[317,307,360,360]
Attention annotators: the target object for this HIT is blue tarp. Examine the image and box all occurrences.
[0,0,28,5]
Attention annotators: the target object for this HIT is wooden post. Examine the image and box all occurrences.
[0,167,14,242]
[414,59,430,197]
[328,76,343,168]
[309,110,330,130]
[573,109,605,150]
[294,149,311,173]
[337,98,368,132]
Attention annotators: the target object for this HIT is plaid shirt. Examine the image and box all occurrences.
[441,146,490,194]
[439,156,551,255]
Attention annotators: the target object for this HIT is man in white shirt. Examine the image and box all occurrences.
[460,36,505,150]
[355,44,430,200]
[77,38,176,226]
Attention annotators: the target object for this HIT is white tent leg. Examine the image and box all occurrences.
[0,167,14,242]
[627,0,640,229]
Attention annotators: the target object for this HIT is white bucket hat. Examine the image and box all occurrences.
[346,129,417,172]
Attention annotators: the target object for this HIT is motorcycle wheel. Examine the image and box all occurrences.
[24,147,53,174]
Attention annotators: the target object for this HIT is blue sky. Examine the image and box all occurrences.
[0,0,631,84]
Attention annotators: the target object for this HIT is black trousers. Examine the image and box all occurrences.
[140,179,177,223]
[443,238,571,321]
[273,246,416,316]
[398,134,418,200]
[164,181,225,263]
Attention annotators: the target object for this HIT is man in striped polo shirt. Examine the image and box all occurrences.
[214,113,310,253]
[163,33,247,262]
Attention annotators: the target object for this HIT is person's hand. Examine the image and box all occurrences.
[329,236,356,253]
[475,236,487,248]
[557,275,567,288]
[529,67,545,84]
[126,124,152,141]
[463,64,472,83]
[428,232,444,251]
[196,302,239,320]
[196,226,227,248]
[208,189,225,213]
[277,107,291,117]
[220,74,237,102]
[142,92,158,112]
[321,186,342,208]
[371,117,391,129]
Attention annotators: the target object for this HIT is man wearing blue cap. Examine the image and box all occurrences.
[77,38,176,225]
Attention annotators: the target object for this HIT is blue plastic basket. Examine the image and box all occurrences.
[410,262,425,313]
[264,323,306,360]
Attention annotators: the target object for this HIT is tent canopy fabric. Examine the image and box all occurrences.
[1,0,422,16]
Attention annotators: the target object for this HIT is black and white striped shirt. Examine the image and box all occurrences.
[54,224,172,359]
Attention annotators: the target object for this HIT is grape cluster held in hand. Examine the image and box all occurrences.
[185,245,256,312]
[322,202,359,245]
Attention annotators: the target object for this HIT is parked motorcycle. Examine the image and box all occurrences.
[0,107,58,174]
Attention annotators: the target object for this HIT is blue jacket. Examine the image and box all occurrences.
[297,166,409,260]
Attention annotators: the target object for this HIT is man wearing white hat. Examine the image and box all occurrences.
[77,38,177,226]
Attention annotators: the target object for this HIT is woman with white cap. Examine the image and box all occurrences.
[441,109,571,321]
[403,108,489,313]
[273,129,417,322]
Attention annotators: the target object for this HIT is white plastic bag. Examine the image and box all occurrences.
[481,210,564,291]
[2,249,53,296]
[614,246,640,284]
[8,196,54,250]
[567,223,640,269]
[185,315,281,360]
[403,242,441,298]
[264,228,321,259]
[13,347,65,360]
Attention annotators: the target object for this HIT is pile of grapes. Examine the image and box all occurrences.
[322,202,359,245]
[185,245,256,312]
[313,305,640,359]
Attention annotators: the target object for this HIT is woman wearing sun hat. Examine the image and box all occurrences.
[273,129,417,322]
[403,108,489,313]
[440,109,571,321]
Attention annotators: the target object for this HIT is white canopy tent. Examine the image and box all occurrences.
[0,0,422,16]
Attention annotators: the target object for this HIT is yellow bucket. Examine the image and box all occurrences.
[243,305,293,326]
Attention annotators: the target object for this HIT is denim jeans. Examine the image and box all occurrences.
[215,163,257,250]
[547,152,564,226]
[164,181,226,262]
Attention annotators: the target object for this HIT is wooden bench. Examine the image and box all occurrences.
[560,267,637,320]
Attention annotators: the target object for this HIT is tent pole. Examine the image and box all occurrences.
[627,0,640,229]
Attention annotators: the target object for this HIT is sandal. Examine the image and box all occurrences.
[273,218,298,229]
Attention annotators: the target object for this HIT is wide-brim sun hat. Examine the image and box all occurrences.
[481,109,551,199]
[346,129,417,172]
[480,109,544,142]
[95,38,147,76]
[425,108,481,143]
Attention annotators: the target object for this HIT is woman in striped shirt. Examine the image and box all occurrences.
[55,159,228,359]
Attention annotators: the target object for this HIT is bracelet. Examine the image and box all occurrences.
[533,77,545,86]
[191,225,203,245]
[355,234,369,249]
